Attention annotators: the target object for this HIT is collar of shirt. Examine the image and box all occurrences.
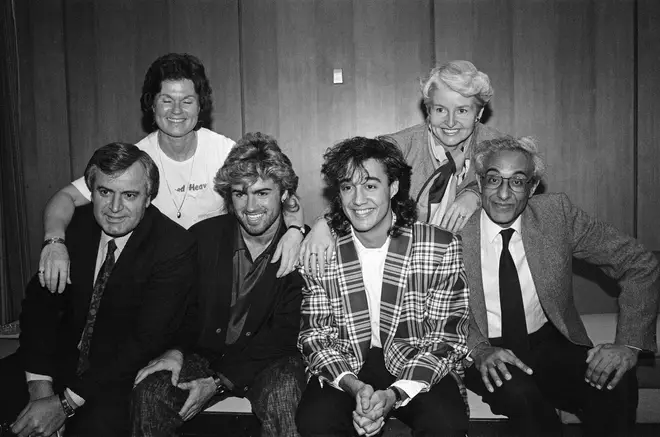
[427,127,475,177]
[233,216,285,264]
[94,231,131,280]
[99,231,131,259]
[481,209,523,244]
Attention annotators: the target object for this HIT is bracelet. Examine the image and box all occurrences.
[42,237,66,249]
[59,392,76,418]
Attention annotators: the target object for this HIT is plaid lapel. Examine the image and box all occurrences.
[336,233,371,364]
[379,226,413,350]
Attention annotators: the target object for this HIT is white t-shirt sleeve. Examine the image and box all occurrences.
[71,176,92,201]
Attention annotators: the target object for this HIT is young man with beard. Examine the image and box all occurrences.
[132,133,307,437]
[296,137,470,437]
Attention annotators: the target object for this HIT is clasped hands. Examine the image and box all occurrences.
[472,342,637,393]
[350,383,397,437]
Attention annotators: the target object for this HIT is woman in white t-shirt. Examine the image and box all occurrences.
[39,53,304,292]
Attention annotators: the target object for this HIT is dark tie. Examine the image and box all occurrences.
[77,239,117,375]
[426,152,456,221]
[499,229,529,353]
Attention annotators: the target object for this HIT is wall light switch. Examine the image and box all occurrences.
[333,68,343,84]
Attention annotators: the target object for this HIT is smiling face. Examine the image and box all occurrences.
[91,162,151,237]
[478,150,539,228]
[427,82,483,150]
[153,79,200,140]
[231,177,284,237]
[339,159,399,248]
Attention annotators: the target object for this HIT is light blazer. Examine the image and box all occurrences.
[19,204,197,401]
[298,222,470,394]
[460,193,660,353]
[385,122,505,213]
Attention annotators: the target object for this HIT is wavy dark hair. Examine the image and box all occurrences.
[84,142,159,200]
[322,136,417,238]
[140,53,213,130]
[214,132,299,214]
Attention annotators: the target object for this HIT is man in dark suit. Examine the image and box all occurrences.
[460,136,660,436]
[131,132,306,437]
[0,143,196,436]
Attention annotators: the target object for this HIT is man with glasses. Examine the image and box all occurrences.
[459,136,659,436]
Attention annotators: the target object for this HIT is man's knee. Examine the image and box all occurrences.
[407,377,468,434]
[480,369,552,418]
[295,378,353,436]
[253,356,306,411]
[132,371,174,405]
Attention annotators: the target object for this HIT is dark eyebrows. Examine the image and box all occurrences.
[485,168,530,177]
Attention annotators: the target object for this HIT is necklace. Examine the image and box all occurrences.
[157,133,197,219]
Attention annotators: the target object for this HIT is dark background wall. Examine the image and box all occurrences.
[13,0,660,313]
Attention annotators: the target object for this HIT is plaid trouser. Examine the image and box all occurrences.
[131,353,306,437]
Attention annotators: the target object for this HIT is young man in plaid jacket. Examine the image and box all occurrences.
[296,136,470,437]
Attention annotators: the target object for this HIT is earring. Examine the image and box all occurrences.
[475,117,480,123]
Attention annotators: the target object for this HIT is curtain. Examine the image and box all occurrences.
[0,0,30,324]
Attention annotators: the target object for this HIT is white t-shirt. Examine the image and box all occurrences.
[72,127,235,229]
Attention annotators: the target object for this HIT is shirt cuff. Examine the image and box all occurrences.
[332,371,357,391]
[466,340,490,362]
[390,380,428,407]
[66,388,85,407]
[25,372,53,382]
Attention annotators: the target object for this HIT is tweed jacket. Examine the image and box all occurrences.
[385,122,505,220]
[298,221,470,396]
[460,193,660,354]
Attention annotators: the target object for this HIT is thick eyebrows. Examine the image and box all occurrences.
[485,167,529,177]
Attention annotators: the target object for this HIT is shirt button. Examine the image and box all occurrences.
[215,328,222,334]
[245,331,252,337]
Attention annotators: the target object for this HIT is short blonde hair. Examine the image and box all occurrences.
[421,60,494,107]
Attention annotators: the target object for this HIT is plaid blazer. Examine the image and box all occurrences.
[298,221,470,401]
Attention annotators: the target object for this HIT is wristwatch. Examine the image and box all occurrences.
[59,392,76,418]
[387,385,403,408]
[287,225,306,236]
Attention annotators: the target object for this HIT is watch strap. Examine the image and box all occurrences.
[59,392,76,418]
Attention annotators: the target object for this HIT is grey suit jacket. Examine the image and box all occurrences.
[459,193,660,353]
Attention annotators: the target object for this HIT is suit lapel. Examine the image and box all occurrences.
[336,233,371,363]
[461,214,489,337]
[379,226,413,349]
[520,206,564,333]
[68,208,102,325]
[104,206,157,290]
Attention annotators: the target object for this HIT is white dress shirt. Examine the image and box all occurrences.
[27,231,132,406]
[332,224,426,407]
[480,210,548,338]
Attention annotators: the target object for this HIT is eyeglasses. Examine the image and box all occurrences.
[480,174,534,193]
